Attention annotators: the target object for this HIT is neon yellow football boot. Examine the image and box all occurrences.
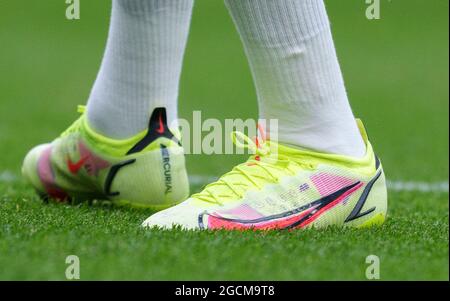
[22,106,189,209]
[142,120,387,230]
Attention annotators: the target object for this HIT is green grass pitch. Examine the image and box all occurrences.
[0,0,448,280]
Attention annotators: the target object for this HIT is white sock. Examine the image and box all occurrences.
[87,0,193,139]
[225,0,366,157]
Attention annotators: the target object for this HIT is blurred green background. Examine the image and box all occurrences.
[0,0,448,181]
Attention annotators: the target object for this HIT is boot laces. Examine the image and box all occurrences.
[192,128,313,205]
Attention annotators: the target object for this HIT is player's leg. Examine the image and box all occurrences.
[22,0,193,208]
[225,0,365,157]
[143,0,387,230]
[87,0,192,139]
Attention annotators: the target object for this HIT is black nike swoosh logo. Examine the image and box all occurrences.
[345,170,382,223]
[198,181,362,230]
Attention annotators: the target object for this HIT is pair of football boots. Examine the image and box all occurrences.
[22,107,387,230]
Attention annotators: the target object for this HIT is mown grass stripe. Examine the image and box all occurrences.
[2,170,448,193]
